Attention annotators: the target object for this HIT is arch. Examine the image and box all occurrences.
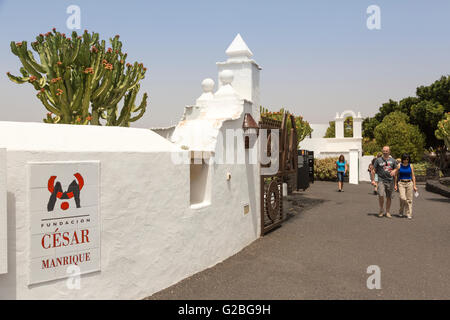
[339,110,357,119]
[335,110,360,138]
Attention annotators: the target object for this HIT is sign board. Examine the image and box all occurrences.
[0,149,6,274]
[28,161,100,285]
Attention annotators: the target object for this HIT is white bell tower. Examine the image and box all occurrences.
[216,34,261,121]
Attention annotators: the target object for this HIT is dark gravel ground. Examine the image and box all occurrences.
[146,181,450,300]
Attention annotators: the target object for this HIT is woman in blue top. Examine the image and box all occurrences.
[394,153,417,219]
[336,154,348,192]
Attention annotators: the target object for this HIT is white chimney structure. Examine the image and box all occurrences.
[217,34,261,121]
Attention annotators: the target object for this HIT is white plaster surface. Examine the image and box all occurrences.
[217,35,261,120]
[0,149,6,274]
[0,121,180,152]
[349,149,359,184]
[359,155,375,182]
[300,137,363,159]
[0,145,259,299]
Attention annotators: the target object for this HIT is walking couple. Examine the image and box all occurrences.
[370,146,418,219]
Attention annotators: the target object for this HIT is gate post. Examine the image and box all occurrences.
[349,149,359,184]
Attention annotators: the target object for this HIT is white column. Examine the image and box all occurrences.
[349,149,359,185]
[353,112,363,139]
[335,118,344,138]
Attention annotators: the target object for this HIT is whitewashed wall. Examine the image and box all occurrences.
[0,122,259,299]
[359,155,374,182]
[0,149,6,274]
[300,137,363,159]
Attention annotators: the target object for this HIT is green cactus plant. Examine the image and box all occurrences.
[7,29,148,126]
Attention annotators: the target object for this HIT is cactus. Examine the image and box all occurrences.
[7,29,148,126]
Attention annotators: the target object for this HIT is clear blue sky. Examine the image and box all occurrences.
[0,0,449,127]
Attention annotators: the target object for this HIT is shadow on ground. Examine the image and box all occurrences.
[283,191,326,224]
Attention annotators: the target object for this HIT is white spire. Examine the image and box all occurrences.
[225,34,253,59]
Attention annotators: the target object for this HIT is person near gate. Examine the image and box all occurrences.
[394,153,417,219]
[336,154,348,192]
[371,146,398,218]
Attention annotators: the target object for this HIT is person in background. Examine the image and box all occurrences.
[371,146,398,218]
[336,154,348,192]
[368,152,382,195]
[394,153,417,219]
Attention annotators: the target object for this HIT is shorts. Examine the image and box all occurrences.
[337,172,345,182]
[374,173,378,182]
[377,180,394,199]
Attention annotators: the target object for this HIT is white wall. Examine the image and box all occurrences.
[359,155,374,182]
[0,122,259,299]
[308,124,328,139]
[300,137,362,159]
[0,149,6,274]
[300,137,364,183]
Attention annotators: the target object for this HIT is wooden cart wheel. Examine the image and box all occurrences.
[265,180,280,221]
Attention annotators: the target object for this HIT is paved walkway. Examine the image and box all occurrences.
[148,181,450,299]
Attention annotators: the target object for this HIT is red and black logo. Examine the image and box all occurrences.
[47,173,84,212]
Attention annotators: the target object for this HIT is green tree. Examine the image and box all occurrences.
[362,137,379,156]
[362,117,379,140]
[260,107,313,147]
[363,76,449,149]
[324,121,335,138]
[375,99,398,123]
[324,117,353,138]
[416,76,450,112]
[374,112,425,162]
[435,112,450,149]
[410,100,445,147]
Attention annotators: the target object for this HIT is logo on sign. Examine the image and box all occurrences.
[47,173,84,211]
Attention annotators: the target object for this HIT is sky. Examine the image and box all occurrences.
[0,0,449,127]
